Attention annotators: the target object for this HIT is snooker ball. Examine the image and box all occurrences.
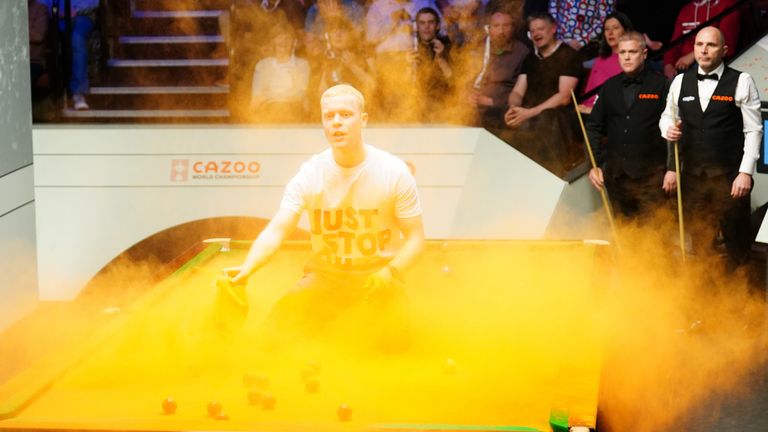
[247,390,262,405]
[261,392,276,410]
[337,403,353,421]
[161,397,177,415]
[304,377,320,393]
[207,401,223,417]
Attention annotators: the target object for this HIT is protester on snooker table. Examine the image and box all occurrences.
[660,26,762,270]
[585,32,674,223]
[227,84,425,350]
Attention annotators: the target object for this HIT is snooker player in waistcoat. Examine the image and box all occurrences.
[661,26,763,269]
[585,31,674,221]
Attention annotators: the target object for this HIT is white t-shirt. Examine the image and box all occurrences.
[280,145,422,271]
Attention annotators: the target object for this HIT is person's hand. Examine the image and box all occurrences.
[223,266,248,285]
[566,39,583,50]
[666,119,682,142]
[505,106,536,128]
[662,170,678,194]
[469,90,493,107]
[363,267,394,301]
[432,39,445,57]
[588,167,604,190]
[674,52,695,71]
[319,0,342,19]
[663,63,677,79]
[731,173,752,198]
[577,104,592,115]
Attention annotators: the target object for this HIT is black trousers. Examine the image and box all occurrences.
[605,169,667,221]
[682,171,752,267]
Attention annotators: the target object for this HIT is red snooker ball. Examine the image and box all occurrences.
[247,390,262,405]
[337,403,352,421]
[207,401,223,417]
[261,392,276,410]
[161,397,177,415]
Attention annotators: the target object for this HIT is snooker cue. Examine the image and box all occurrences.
[671,104,687,263]
[570,90,622,251]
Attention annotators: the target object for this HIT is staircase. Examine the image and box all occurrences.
[62,0,231,121]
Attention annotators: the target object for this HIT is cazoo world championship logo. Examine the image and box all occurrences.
[171,159,261,182]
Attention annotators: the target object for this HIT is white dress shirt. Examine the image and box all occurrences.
[659,62,763,175]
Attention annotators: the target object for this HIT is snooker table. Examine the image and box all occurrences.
[0,240,605,432]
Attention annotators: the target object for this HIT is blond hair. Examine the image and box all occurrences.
[618,31,646,50]
[320,84,365,112]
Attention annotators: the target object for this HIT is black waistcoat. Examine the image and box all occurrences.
[600,69,667,178]
[678,66,744,176]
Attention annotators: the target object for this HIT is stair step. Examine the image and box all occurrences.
[119,35,224,44]
[62,108,230,118]
[116,16,221,36]
[113,41,223,60]
[105,67,225,86]
[91,86,228,95]
[77,91,228,110]
[133,10,224,19]
[107,58,228,67]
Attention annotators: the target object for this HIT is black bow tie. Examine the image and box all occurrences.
[697,73,719,81]
[622,77,641,87]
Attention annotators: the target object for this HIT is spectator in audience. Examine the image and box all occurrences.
[578,11,633,113]
[41,0,99,110]
[316,19,375,98]
[502,12,583,175]
[548,0,615,50]
[407,7,455,120]
[218,0,308,92]
[250,25,311,122]
[365,0,442,120]
[304,0,366,58]
[468,7,529,128]
[662,0,739,79]
[28,0,50,87]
